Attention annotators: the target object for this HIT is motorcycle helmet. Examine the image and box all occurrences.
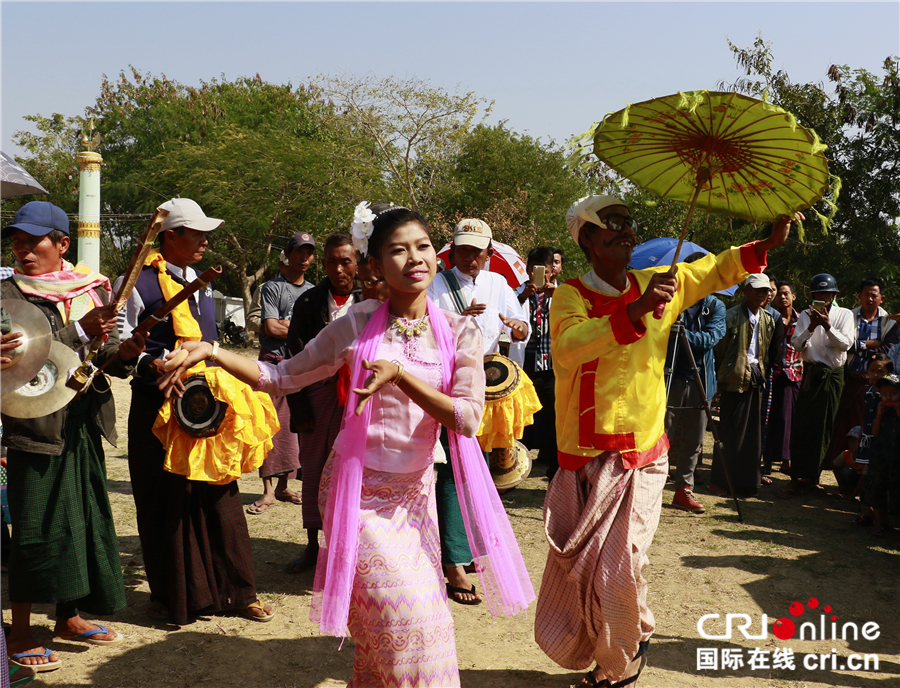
[809,274,839,293]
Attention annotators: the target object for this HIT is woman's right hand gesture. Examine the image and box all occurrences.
[158,341,212,398]
[352,359,400,415]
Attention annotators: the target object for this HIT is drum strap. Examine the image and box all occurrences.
[440,270,468,315]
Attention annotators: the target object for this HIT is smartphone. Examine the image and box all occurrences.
[811,300,827,314]
[533,265,546,289]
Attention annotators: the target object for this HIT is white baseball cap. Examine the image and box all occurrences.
[158,198,223,232]
[453,219,492,250]
[744,273,771,289]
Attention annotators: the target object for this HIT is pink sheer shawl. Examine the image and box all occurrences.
[310,297,534,636]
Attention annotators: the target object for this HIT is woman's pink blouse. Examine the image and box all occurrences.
[257,300,485,473]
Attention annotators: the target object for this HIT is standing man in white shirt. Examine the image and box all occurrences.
[427,219,529,604]
[780,273,856,497]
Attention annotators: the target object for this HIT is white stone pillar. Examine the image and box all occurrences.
[76,150,102,272]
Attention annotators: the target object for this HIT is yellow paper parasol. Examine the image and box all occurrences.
[592,90,834,315]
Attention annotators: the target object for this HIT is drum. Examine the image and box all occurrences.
[481,354,536,492]
[489,441,532,494]
[174,375,228,437]
[484,353,520,401]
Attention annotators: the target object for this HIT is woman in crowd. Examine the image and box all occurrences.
[160,202,532,687]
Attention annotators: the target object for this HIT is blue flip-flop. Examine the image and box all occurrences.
[8,647,61,672]
[55,623,123,646]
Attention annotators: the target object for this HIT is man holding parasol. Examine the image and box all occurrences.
[535,194,796,687]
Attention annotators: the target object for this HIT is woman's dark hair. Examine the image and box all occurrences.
[366,203,431,259]
[867,352,894,374]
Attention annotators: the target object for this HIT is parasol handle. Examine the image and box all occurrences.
[652,167,712,320]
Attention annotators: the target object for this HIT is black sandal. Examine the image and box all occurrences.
[446,583,482,606]
[608,640,649,688]
[578,669,609,688]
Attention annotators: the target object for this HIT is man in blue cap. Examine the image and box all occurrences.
[2,201,144,670]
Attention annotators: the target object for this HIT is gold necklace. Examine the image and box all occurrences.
[391,315,429,338]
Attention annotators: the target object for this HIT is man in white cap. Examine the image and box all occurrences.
[428,218,529,604]
[711,273,777,498]
[534,195,797,688]
[116,198,274,625]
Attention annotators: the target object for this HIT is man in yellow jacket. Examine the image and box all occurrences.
[534,194,797,688]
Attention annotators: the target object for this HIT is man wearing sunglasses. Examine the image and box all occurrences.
[535,194,797,688]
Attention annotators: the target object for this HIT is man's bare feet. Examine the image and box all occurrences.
[274,489,302,504]
[445,565,481,604]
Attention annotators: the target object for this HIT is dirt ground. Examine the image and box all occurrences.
[3,350,898,687]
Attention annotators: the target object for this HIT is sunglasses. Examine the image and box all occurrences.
[600,213,639,232]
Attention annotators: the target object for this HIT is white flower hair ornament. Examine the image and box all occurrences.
[350,201,377,256]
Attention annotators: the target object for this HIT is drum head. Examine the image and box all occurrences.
[174,376,228,438]
[484,353,520,401]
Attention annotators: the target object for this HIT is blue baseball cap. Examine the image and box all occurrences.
[3,201,70,237]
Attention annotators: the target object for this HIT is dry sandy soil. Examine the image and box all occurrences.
[3,349,898,687]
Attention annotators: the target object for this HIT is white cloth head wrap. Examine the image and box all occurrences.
[565,195,629,244]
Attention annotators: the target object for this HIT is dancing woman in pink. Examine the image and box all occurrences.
[161,203,533,687]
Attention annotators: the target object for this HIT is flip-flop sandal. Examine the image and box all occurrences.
[9,664,37,686]
[246,502,271,515]
[8,648,61,673]
[241,601,275,622]
[274,493,302,505]
[446,583,482,606]
[55,623,123,646]
[577,669,609,687]
[607,640,649,688]
[761,476,774,485]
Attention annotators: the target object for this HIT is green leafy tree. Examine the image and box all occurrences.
[432,122,586,271]
[314,74,492,212]
[720,36,900,308]
[82,69,385,305]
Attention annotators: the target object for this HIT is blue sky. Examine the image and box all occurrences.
[2,2,898,158]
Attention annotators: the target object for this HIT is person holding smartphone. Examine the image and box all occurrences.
[780,274,856,498]
[512,247,559,477]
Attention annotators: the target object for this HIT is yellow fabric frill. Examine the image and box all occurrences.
[153,362,280,484]
[144,249,202,341]
[477,364,542,452]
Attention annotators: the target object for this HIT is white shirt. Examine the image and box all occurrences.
[791,305,856,369]
[428,267,529,356]
[747,308,760,365]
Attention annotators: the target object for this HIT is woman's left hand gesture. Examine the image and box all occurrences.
[352,359,400,415]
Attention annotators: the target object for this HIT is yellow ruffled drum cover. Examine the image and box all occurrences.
[477,356,541,452]
[153,362,279,484]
